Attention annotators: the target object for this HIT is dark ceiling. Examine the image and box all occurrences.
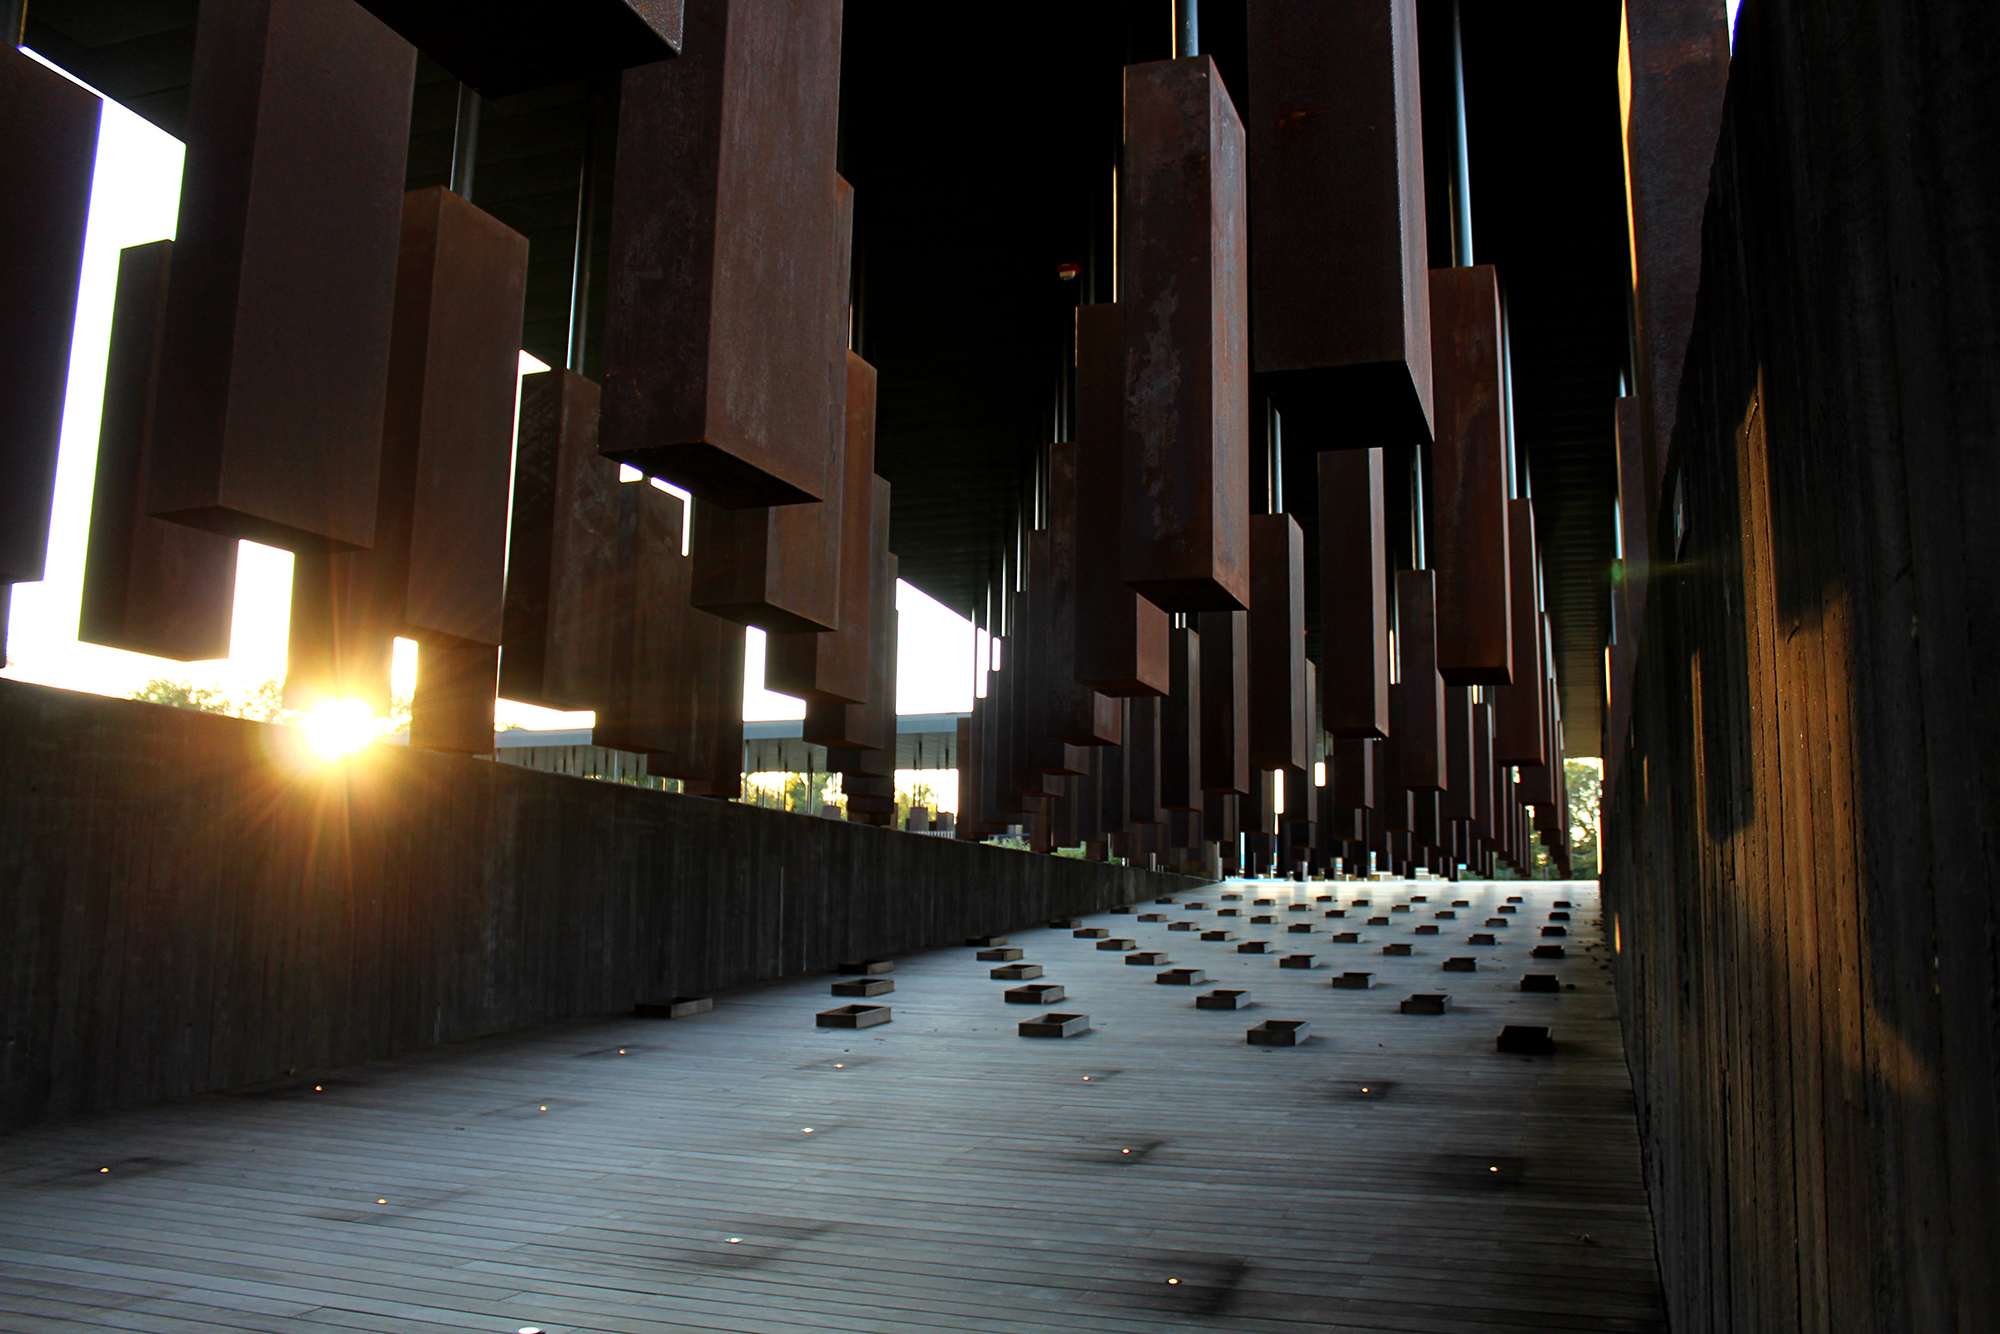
[23,0,1625,755]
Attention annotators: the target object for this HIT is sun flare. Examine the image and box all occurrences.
[301,699,387,760]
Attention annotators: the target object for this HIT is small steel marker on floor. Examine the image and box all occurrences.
[1401,994,1451,1015]
[1156,967,1206,985]
[1201,930,1236,941]
[1005,983,1065,1005]
[966,935,1008,947]
[1383,943,1413,956]
[1019,1012,1089,1037]
[1126,951,1170,965]
[1074,927,1110,939]
[817,1004,891,1028]
[990,962,1044,980]
[832,977,894,996]
[1278,953,1316,969]
[1196,989,1248,1010]
[1247,1019,1309,1046]
[1520,973,1561,992]
[1498,1024,1556,1054]
[977,947,1024,961]
[1097,938,1136,951]
[837,959,893,975]
[1442,957,1477,972]
[1330,971,1373,989]
[633,996,713,1018]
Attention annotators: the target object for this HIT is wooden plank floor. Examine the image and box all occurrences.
[0,878,1663,1334]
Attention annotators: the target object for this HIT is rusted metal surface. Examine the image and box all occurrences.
[409,637,499,755]
[1472,700,1497,839]
[1394,570,1446,790]
[385,187,527,647]
[1281,659,1319,845]
[1493,498,1548,765]
[1376,700,1416,833]
[1073,303,1170,695]
[1161,626,1203,810]
[1621,0,1732,501]
[352,0,681,98]
[1319,448,1390,737]
[1,45,98,584]
[766,356,879,703]
[80,241,238,662]
[1429,265,1513,685]
[1197,609,1251,796]
[804,487,896,752]
[1120,56,1251,613]
[1020,533,1090,775]
[954,715,981,840]
[500,370,619,711]
[1605,396,1649,783]
[1248,512,1309,771]
[1124,695,1162,829]
[690,175,853,631]
[1044,443,1122,746]
[1246,0,1432,445]
[600,0,843,508]
[595,479,691,759]
[148,0,415,552]
[1333,736,1375,811]
[284,547,392,713]
[1441,685,1477,823]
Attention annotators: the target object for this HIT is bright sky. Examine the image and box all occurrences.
[2,64,975,728]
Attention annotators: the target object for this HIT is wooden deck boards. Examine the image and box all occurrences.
[0,879,1662,1333]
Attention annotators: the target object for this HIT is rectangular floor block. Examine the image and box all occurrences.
[1331,931,1360,943]
[1184,901,1209,909]
[1497,1025,1556,1054]
[1169,921,1198,931]
[1400,994,1450,1015]
[1237,941,1269,954]
[1382,943,1412,956]
[633,996,713,1018]
[1288,904,1311,912]
[1315,895,1334,902]
[1500,905,1518,913]
[1127,951,1170,965]
[1253,898,1276,905]
[966,935,1008,947]
[1451,899,1469,907]
[1251,914,1276,924]
[1469,933,1498,945]
[1137,913,1166,922]
[1221,893,1243,900]
[1485,917,1509,927]
[1520,973,1561,992]
[1415,924,1440,935]
[1442,958,1476,972]
[1201,930,1237,941]
[1330,972,1373,989]
[1155,897,1177,904]
[832,977,894,996]
[1197,989,1248,1010]
[1006,984,1066,1005]
[1391,905,1411,913]
[1075,928,1110,939]
[1111,905,1134,914]
[977,947,1025,962]
[1247,1019,1309,1046]
[1553,899,1572,907]
[1157,968,1207,985]
[1542,925,1568,936]
[1324,908,1347,917]
[1351,899,1372,906]
[1549,910,1572,920]
[1532,944,1567,959]
[838,959,893,975]
[1050,917,1083,928]
[1433,910,1456,919]
[1279,954,1315,969]
[818,1004,891,1028]
[991,963,1044,980]
[1097,938,1136,951]
[1019,1012,1089,1037]
[1287,923,1315,933]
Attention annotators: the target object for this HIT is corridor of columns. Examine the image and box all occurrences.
[0,879,1658,1334]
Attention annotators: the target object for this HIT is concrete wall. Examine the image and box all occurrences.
[0,680,1194,1132]
[1603,4,2000,1330]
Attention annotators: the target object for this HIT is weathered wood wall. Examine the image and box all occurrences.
[1602,4,2000,1332]
[0,680,1193,1133]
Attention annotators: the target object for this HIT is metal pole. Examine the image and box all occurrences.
[566,88,600,373]
[1174,0,1200,59]
[449,83,481,201]
[1449,0,1474,266]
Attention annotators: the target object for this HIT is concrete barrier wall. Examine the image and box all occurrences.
[0,680,1195,1131]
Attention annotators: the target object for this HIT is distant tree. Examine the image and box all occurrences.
[1565,758,1602,878]
[132,679,237,714]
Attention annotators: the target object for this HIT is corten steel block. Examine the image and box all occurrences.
[977,947,1024,962]
[818,1004,890,1029]
[1050,917,1083,928]
[283,547,393,712]
[767,352,879,700]
[1218,907,1241,917]
[1019,1012,1089,1038]
[1125,695,1163,824]
[1201,930,1236,941]
[1074,303,1170,695]
[1382,943,1412,956]
[1247,1019,1309,1046]
[693,175,852,632]
[1467,932,1496,945]
[600,0,843,508]
[1497,1024,1556,1055]
[633,995,713,1018]
[1279,954,1316,969]
[1042,442,1123,743]
[1111,904,1134,914]
[832,977,893,997]
[1127,952,1170,966]
[1247,513,1309,770]
[1288,903,1311,911]
[148,0,417,552]
[1169,921,1198,931]
[1074,927,1109,938]
[1320,449,1390,736]
[966,935,1008,947]
[1473,701,1502,836]
[1400,993,1450,1015]
[1414,924,1439,935]
[500,370,619,710]
[1520,973,1560,993]
[1325,909,1347,918]
[1137,913,1166,922]
[1158,968,1207,985]
[1331,971,1372,989]
[1621,0,1731,499]
[353,0,681,98]
[1542,925,1568,937]
[1443,957,1476,972]
[1368,915,1390,924]
[1006,984,1065,1005]
[1549,910,1572,920]
[1333,735,1376,810]
[1442,686,1477,820]
[1250,913,1276,923]
[1486,917,1509,927]
[1161,626,1204,808]
[991,963,1043,980]
[409,636,500,754]
[1198,609,1251,794]
[1506,895,1523,903]
[1120,56,1251,613]
[1494,510,1548,767]
[1331,931,1361,943]
[804,479,894,748]
[1097,938,1136,951]
[594,480,687,756]
[1245,0,1432,445]
[1428,265,1513,684]
[1395,570,1447,789]
[1,47,98,584]
[1531,944,1566,960]
[1434,910,1457,919]
[837,959,893,975]
[1236,941,1269,954]
[1197,989,1248,1010]
[80,241,239,661]
[1285,922,1313,932]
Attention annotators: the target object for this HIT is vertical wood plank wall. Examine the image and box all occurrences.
[0,680,1194,1134]
[1602,5,2000,1331]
